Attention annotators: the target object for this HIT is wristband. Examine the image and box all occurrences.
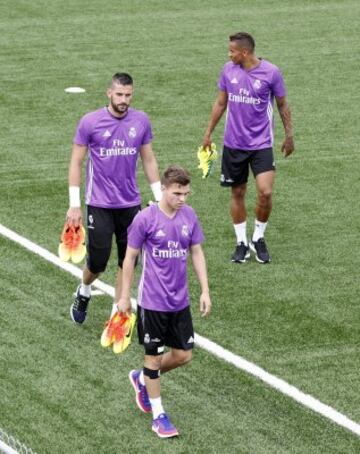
[69,186,81,208]
[150,181,162,202]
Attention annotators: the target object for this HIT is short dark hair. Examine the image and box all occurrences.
[111,72,133,86]
[161,165,191,187]
[229,32,255,51]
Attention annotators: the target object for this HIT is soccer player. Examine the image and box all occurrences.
[203,32,294,263]
[116,165,211,438]
[66,72,162,324]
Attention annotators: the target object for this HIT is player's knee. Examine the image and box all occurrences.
[231,184,247,200]
[258,187,272,200]
[174,349,192,366]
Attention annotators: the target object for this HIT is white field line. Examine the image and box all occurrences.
[0,439,19,454]
[0,222,359,437]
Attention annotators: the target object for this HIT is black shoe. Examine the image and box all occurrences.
[70,285,91,324]
[231,242,250,263]
[249,238,271,263]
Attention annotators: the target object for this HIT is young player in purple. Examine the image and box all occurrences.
[117,166,211,438]
[66,73,162,325]
[203,32,294,263]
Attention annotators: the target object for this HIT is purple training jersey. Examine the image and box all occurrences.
[127,204,205,312]
[218,59,287,150]
[74,107,153,208]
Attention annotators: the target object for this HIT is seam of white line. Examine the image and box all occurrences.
[0,222,359,437]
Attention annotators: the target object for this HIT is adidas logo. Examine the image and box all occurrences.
[187,336,194,344]
[102,130,112,138]
[155,229,166,238]
[230,77,238,84]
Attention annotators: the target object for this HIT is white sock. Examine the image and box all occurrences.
[150,397,165,419]
[233,221,247,245]
[252,220,267,242]
[80,283,91,297]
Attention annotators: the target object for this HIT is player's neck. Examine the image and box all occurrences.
[158,200,177,219]
[241,55,261,70]
[107,105,128,119]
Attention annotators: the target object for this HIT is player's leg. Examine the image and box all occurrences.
[161,306,194,372]
[159,348,192,373]
[249,148,275,263]
[70,206,114,324]
[144,355,179,438]
[221,146,251,263]
[129,307,178,437]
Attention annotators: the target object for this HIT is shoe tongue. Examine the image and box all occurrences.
[158,413,166,419]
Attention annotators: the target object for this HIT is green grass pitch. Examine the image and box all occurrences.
[0,0,359,452]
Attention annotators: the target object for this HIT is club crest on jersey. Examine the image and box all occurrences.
[181,225,189,237]
[128,127,137,138]
[253,79,261,89]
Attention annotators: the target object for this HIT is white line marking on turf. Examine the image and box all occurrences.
[0,222,359,437]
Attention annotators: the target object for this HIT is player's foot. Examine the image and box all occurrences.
[231,242,250,263]
[249,238,271,263]
[129,369,151,413]
[70,285,91,324]
[152,413,179,438]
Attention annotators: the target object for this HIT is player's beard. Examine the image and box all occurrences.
[110,98,129,116]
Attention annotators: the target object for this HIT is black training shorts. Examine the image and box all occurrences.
[220,145,275,187]
[137,305,194,356]
[86,204,140,273]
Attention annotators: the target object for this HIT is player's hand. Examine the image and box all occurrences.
[66,207,82,227]
[116,297,132,315]
[202,134,212,150]
[281,136,295,158]
[199,291,211,317]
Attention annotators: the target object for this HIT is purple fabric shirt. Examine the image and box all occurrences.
[127,204,205,312]
[218,59,287,150]
[73,107,153,208]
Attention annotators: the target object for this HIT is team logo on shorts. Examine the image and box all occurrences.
[144,333,150,344]
[88,214,94,229]
[253,79,261,89]
[128,127,137,138]
[181,225,189,237]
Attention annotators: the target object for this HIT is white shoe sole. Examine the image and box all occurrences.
[249,241,270,264]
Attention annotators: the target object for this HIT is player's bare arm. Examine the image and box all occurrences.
[190,244,211,316]
[203,90,228,149]
[116,246,139,314]
[276,96,294,158]
[140,143,162,201]
[66,144,87,226]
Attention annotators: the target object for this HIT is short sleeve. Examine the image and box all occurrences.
[190,214,205,246]
[271,67,287,98]
[217,66,227,92]
[73,115,91,146]
[127,211,147,249]
[141,114,153,145]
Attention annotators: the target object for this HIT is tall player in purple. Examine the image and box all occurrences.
[117,166,211,438]
[66,73,162,324]
[203,32,294,263]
